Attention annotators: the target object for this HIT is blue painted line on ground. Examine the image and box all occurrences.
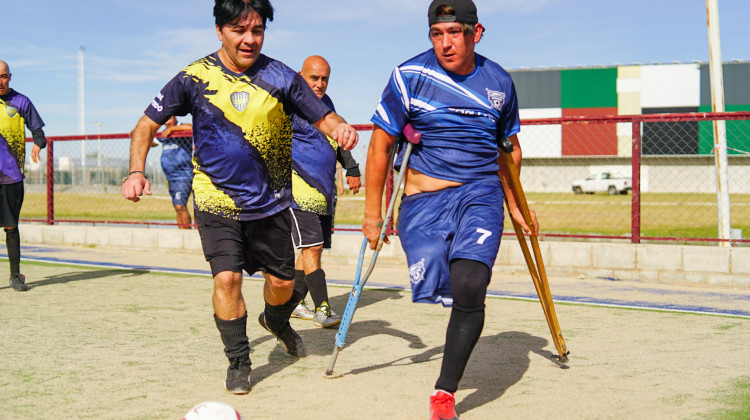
[483,290,750,318]
[7,248,750,318]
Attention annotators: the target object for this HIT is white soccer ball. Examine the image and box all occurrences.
[183,401,242,420]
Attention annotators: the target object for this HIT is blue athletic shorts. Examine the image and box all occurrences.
[167,178,192,206]
[398,180,504,306]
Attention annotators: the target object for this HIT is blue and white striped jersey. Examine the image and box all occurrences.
[371,49,520,182]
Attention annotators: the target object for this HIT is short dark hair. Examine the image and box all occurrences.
[214,0,274,28]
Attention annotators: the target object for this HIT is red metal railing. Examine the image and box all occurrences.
[25,112,750,244]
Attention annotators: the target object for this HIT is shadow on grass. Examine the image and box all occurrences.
[337,330,561,416]
[246,289,416,387]
[242,288,567,415]
[0,269,150,291]
[328,286,405,312]
[457,331,566,415]
[308,328,564,417]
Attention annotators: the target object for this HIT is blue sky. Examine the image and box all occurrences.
[2,0,748,137]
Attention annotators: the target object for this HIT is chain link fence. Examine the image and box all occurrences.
[21,112,750,245]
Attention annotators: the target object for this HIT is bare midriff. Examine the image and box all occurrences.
[403,167,464,196]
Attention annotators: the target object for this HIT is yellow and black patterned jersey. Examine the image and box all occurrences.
[291,94,337,215]
[0,89,44,184]
[145,53,330,221]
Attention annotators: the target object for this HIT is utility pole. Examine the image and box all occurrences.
[706,0,731,247]
[78,46,86,186]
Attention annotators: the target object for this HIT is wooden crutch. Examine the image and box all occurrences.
[499,138,569,363]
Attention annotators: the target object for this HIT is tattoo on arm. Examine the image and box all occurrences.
[364,221,383,236]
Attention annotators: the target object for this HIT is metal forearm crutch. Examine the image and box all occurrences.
[325,124,421,377]
[499,138,569,363]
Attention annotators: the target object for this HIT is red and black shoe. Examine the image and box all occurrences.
[430,389,458,420]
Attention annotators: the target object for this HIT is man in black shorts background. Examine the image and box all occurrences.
[289,55,361,328]
[122,1,358,395]
[0,59,47,292]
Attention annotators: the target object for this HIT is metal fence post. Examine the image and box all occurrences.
[631,117,641,244]
[46,138,54,225]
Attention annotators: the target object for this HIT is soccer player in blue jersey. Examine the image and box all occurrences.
[289,55,361,328]
[121,0,358,395]
[362,1,538,418]
[153,116,194,229]
[0,60,47,292]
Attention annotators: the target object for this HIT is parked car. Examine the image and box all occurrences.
[571,172,632,195]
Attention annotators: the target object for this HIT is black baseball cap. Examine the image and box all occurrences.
[428,0,478,26]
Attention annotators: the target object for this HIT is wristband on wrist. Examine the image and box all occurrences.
[122,170,145,183]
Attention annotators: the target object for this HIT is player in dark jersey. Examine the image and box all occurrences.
[0,60,47,292]
[289,55,361,328]
[362,1,538,418]
[122,0,358,395]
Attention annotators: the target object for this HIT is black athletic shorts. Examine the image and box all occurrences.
[195,209,296,280]
[0,181,24,228]
[290,208,333,249]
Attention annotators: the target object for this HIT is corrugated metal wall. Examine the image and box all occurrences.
[510,61,750,157]
[698,62,750,155]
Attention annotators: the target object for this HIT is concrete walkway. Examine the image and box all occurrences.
[10,242,750,318]
[17,224,750,288]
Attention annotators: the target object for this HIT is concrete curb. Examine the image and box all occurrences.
[17,224,750,288]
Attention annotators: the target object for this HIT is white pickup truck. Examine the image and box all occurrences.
[571,172,632,195]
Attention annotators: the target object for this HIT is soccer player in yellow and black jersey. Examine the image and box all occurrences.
[0,60,47,292]
[122,0,358,395]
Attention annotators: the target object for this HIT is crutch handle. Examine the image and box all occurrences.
[402,124,422,145]
[499,137,514,153]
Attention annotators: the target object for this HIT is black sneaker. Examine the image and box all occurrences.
[224,357,251,395]
[9,274,28,292]
[258,312,307,358]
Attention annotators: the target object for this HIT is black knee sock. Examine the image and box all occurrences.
[293,270,308,300]
[435,305,485,393]
[214,312,250,361]
[5,228,20,275]
[264,290,302,332]
[305,269,329,309]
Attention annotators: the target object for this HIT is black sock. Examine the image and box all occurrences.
[6,228,20,275]
[293,270,308,300]
[264,290,301,332]
[435,305,485,393]
[305,269,328,309]
[214,312,250,361]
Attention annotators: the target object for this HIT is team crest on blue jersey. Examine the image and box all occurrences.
[5,106,17,118]
[409,258,426,284]
[230,91,250,112]
[486,89,506,111]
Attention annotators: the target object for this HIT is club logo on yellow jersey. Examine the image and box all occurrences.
[230,91,250,112]
[5,106,17,118]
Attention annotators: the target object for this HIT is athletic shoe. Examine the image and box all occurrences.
[224,357,252,395]
[258,312,307,357]
[9,274,28,292]
[291,300,314,320]
[312,301,342,328]
[430,390,459,420]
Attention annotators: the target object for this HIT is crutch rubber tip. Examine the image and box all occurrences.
[552,351,570,364]
[324,370,343,379]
